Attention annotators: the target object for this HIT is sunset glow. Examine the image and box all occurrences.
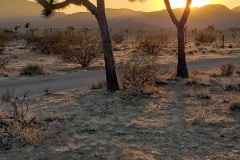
[29,0,240,14]
[169,0,209,9]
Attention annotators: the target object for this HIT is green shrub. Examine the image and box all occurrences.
[20,64,45,76]
[220,64,236,76]
[118,55,158,90]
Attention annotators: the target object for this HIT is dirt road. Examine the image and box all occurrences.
[0,57,239,96]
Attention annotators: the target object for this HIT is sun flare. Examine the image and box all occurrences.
[169,0,209,8]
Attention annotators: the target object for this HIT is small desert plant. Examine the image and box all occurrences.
[59,35,102,68]
[118,55,158,90]
[0,56,10,70]
[0,32,11,51]
[112,31,125,44]
[137,33,168,55]
[229,103,240,112]
[0,91,45,146]
[20,64,45,76]
[195,32,216,43]
[91,81,107,90]
[220,64,236,76]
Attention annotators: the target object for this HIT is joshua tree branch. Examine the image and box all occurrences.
[36,0,97,17]
[179,0,192,26]
[164,0,179,26]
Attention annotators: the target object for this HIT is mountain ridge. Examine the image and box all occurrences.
[0,1,239,29]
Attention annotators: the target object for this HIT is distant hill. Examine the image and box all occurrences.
[0,1,239,29]
[232,6,240,13]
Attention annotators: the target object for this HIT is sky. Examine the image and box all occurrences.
[30,0,240,14]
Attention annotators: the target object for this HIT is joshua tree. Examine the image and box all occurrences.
[164,0,191,78]
[206,24,215,37]
[14,26,21,33]
[25,22,30,33]
[36,0,119,91]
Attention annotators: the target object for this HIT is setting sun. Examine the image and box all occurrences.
[169,0,209,8]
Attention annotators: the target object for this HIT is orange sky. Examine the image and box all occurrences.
[29,0,240,14]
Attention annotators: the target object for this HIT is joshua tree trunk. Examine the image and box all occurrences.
[95,0,119,91]
[164,0,191,78]
[36,0,119,91]
[177,26,188,77]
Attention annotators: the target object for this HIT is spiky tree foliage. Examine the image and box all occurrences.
[36,0,119,91]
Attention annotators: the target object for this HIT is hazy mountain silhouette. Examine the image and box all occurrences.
[232,6,240,13]
[0,1,239,29]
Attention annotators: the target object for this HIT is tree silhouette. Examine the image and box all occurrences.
[131,0,191,78]
[164,0,191,78]
[206,24,215,37]
[36,0,119,91]
[25,22,30,33]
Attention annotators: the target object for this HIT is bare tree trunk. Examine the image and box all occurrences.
[177,26,189,77]
[95,1,119,91]
[164,0,191,78]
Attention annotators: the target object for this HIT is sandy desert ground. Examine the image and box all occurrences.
[0,30,240,159]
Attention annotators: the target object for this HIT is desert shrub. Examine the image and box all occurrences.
[0,56,10,70]
[26,31,100,68]
[0,91,45,147]
[220,64,236,76]
[112,31,124,44]
[195,32,216,43]
[57,35,102,68]
[25,32,65,54]
[229,103,240,112]
[0,32,11,51]
[138,33,168,55]
[91,81,107,90]
[20,64,45,76]
[118,55,158,90]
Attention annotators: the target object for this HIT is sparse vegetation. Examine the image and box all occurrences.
[118,55,158,90]
[195,31,216,43]
[112,31,125,44]
[220,64,236,76]
[91,81,107,90]
[20,64,45,76]
[0,56,10,70]
[137,33,168,55]
[0,32,11,52]
[0,91,46,147]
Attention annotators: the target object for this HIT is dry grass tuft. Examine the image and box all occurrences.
[19,64,45,76]
[220,64,236,76]
[118,55,158,90]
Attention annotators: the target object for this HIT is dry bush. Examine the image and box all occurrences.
[230,103,240,112]
[0,56,10,70]
[27,31,101,68]
[20,64,45,76]
[137,33,168,55]
[0,91,45,147]
[195,32,216,43]
[118,55,158,90]
[91,81,107,90]
[112,31,124,44]
[0,32,11,51]
[58,35,102,68]
[220,64,236,76]
[25,32,65,54]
